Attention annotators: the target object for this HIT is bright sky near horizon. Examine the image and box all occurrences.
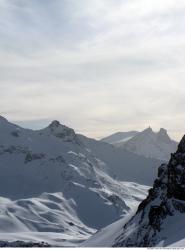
[0,0,185,140]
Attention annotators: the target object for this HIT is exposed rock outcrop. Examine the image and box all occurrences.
[113,135,185,247]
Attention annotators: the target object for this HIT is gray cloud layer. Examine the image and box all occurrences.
[0,0,185,140]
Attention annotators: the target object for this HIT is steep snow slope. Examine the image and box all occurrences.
[83,135,185,247]
[79,134,162,186]
[81,182,149,247]
[101,131,138,145]
[119,127,178,161]
[81,213,133,247]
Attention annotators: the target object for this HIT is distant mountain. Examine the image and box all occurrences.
[101,131,139,145]
[121,127,178,161]
[82,135,185,247]
[78,134,162,186]
[102,127,178,161]
[0,116,161,246]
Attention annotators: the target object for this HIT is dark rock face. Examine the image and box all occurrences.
[0,240,50,247]
[167,135,185,200]
[49,120,60,129]
[113,135,185,247]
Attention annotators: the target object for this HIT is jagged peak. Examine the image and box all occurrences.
[47,120,73,133]
[177,135,185,154]
[156,128,171,143]
[40,120,80,144]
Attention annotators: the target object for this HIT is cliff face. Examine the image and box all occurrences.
[113,135,185,247]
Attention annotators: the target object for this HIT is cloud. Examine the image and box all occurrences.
[0,0,185,140]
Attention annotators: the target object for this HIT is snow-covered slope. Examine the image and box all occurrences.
[79,134,162,186]
[83,134,185,247]
[0,116,129,229]
[0,115,153,246]
[0,193,95,246]
[118,127,178,161]
[101,131,139,145]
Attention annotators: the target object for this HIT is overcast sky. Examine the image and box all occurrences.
[1,0,185,140]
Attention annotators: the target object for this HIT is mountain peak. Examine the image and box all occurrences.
[143,126,153,134]
[177,134,185,154]
[158,128,167,135]
[157,128,171,144]
[49,120,61,129]
[120,126,178,161]
[40,120,80,144]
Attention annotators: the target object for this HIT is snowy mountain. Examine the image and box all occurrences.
[117,127,177,161]
[101,131,139,145]
[78,134,162,186]
[83,134,185,247]
[0,115,159,246]
[0,116,130,228]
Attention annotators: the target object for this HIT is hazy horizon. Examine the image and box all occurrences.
[1,0,185,141]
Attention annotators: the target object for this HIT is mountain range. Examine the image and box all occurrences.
[101,127,178,161]
[0,115,179,246]
[82,134,185,247]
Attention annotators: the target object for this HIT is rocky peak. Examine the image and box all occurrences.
[49,120,60,129]
[41,120,80,144]
[158,128,167,135]
[177,135,185,154]
[167,135,185,200]
[113,134,185,247]
[157,128,171,144]
[143,126,153,134]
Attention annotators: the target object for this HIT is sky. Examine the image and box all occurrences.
[0,0,185,140]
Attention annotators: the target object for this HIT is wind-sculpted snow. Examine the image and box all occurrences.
[0,193,95,246]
